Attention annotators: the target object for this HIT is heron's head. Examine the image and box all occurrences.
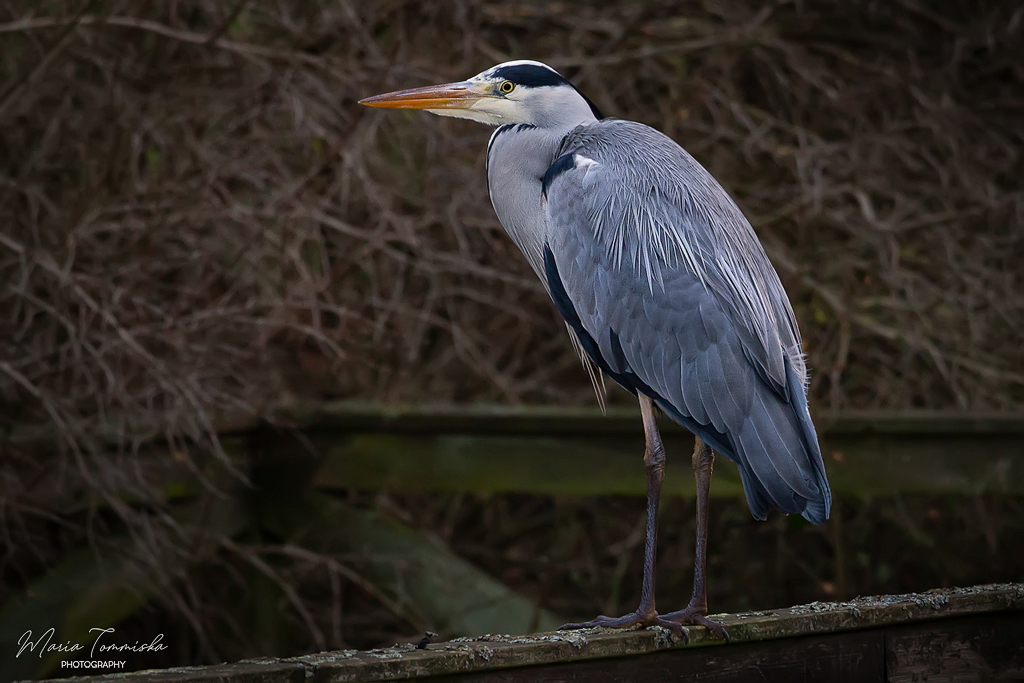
[359,60,602,129]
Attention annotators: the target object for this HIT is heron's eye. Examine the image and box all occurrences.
[499,80,515,94]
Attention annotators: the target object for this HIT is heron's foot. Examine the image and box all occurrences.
[559,610,690,643]
[661,605,730,642]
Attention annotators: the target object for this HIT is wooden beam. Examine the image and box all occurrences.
[305,428,1024,497]
[284,404,1024,496]
[9,404,1024,497]
[44,583,1024,682]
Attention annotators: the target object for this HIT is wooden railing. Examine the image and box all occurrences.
[44,583,1024,682]
[260,403,1024,497]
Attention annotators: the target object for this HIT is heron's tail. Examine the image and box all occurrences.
[732,358,831,524]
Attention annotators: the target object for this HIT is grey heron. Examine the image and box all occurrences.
[360,60,831,640]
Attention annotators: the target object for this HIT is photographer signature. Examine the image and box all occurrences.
[17,627,167,659]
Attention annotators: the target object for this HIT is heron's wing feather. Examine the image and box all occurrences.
[543,120,830,523]
[565,323,607,413]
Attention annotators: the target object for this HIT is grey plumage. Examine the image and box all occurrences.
[541,120,830,523]
[484,107,830,525]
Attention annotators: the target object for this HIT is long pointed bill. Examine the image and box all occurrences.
[358,81,485,111]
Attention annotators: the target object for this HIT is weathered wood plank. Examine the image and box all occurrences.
[10,404,1024,497]
[885,613,1024,683]
[428,631,886,682]
[306,430,1023,497]
[273,403,1024,497]
[42,583,1023,683]
[310,432,742,497]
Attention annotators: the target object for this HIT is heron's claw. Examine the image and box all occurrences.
[559,611,690,643]
[661,607,730,643]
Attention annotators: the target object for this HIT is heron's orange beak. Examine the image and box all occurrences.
[358,81,485,110]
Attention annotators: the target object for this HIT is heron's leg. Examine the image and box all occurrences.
[661,439,729,641]
[560,395,688,638]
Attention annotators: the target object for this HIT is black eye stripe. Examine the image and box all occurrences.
[490,64,566,88]
[486,63,605,119]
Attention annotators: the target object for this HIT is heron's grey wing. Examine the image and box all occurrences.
[542,121,830,523]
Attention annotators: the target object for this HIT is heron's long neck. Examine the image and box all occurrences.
[486,124,569,282]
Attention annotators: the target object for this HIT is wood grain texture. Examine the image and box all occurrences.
[12,405,1023,502]
[886,614,1024,683]
[41,584,1023,683]
[430,632,885,682]
[308,430,1023,497]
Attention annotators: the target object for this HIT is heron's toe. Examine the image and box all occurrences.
[661,608,729,642]
[559,611,690,642]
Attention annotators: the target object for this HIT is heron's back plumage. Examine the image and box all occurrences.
[541,120,831,523]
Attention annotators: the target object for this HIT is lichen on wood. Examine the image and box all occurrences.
[42,583,1024,683]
